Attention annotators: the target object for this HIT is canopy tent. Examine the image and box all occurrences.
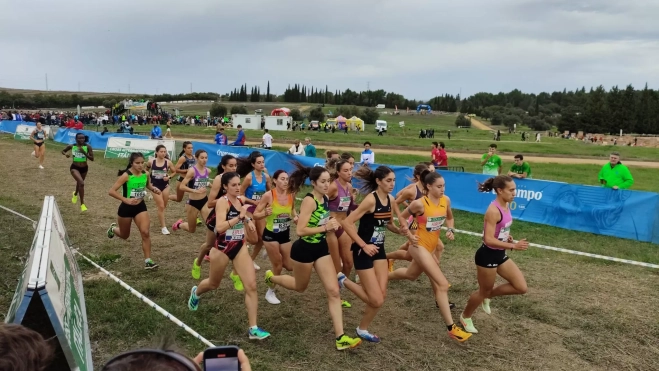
[326,118,338,128]
[271,107,291,116]
[335,116,347,130]
[346,116,364,132]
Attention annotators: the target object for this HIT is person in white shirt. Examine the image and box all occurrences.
[360,141,375,164]
[288,139,304,155]
[262,129,273,149]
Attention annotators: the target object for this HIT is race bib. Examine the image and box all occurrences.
[370,226,386,244]
[130,188,146,199]
[318,211,330,226]
[426,216,446,232]
[252,191,265,201]
[337,196,351,212]
[73,149,86,159]
[225,223,245,241]
[36,132,44,139]
[497,227,510,241]
[151,169,167,179]
[194,177,209,189]
[273,216,290,233]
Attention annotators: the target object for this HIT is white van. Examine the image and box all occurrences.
[375,120,388,132]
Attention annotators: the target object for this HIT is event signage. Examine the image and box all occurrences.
[54,128,149,149]
[6,196,93,371]
[13,124,52,140]
[105,137,175,159]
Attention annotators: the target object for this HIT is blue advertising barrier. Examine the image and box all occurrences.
[54,128,149,149]
[192,142,659,244]
[0,120,33,133]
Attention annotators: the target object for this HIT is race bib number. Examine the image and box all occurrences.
[194,177,209,189]
[497,227,510,242]
[370,226,386,244]
[273,216,290,233]
[36,132,44,139]
[130,188,146,199]
[225,223,245,241]
[252,191,265,201]
[318,211,330,226]
[426,216,446,232]
[73,149,86,159]
[151,169,167,179]
[337,196,351,212]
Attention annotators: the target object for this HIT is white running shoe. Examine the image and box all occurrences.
[253,261,261,271]
[481,298,492,315]
[261,250,268,259]
[38,165,44,169]
[31,151,35,157]
[265,288,280,305]
[161,227,170,235]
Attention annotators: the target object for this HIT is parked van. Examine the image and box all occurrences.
[375,120,388,132]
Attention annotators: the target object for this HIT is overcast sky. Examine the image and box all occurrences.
[1,0,657,99]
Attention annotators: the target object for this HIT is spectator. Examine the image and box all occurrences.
[304,137,316,157]
[438,142,448,167]
[480,144,502,175]
[214,128,228,145]
[360,141,375,164]
[598,152,634,190]
[150,122,162,139]
[288,139,304,155]
[262,129,273,149]
[431,141,441,166]
[508,154,532,179]
[0,323,54,371]
[231,125,246,146]
[447,130,451,140]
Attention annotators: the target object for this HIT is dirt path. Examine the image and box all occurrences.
[469,117,492,131]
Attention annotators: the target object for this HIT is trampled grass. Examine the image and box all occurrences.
[0,137,657,370]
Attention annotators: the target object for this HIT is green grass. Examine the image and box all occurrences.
[1,136,658,370]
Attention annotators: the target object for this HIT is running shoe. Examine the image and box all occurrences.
[230,271,244,291]
[459,315,478,334]
[31,151,35,157]
[265,270,275,288]
[342,300,352,308]
[248,327,271,340]
[172,219,183,231]
[196,218,202,226]
[356,328,381,343]
[191,258,201,280]
[337,272,347,289]
[80,204,87,212]
[188,286,199,311]
[388,259,394,272]
[161,227,170,235]
[72,192,78,204]
[253,261,261,271]
[38,165,44,169]
[336,334,361,351]
[265,288,280,305]
[481,298,492,315]
[448,323,472,342]
[144,259,159,270]
[107,223,116,239]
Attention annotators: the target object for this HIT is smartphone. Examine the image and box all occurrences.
[203,346,240,371]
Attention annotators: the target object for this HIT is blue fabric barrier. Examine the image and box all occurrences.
[0,120,33,133]
[193,142,659,244]
[54,128,149,149]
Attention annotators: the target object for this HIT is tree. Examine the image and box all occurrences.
[230,105,247,114]
[290,108,302,121]
[455,114,471,127]
[503,115,518,128]
[308,107,325,122]
[210,103,227,118]
[362,107,379,125]
[491,114,503,126]
[266,81,271,102]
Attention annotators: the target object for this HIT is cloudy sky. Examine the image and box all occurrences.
[1,0,657,99]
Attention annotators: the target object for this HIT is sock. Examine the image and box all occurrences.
[447,324,454,331]
[249,326,258,331]
[145,258,151,263]
[356,328,368,336]
[336,334,344,340]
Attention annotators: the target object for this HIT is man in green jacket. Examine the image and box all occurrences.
[598,152,634,190]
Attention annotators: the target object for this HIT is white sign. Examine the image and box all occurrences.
[104,137,175,159]
[14,124,51,140]
[399,121,405,127]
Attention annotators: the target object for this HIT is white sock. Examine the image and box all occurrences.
[249,325,258,331]
[356,327,369,335]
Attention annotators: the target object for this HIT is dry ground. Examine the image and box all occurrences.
[0,137,657,370]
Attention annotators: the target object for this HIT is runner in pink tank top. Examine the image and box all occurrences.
[460,175,530,335]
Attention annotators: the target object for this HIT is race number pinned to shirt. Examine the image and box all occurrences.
[497,227,510,242]
[194,177,209,190]
[337,196,351,212]
[225,223,245,241]
[252,191,265,201]
[318,211,330,226]
[151,169,167,179]
[370,226,386,244]
[426,216,446,232]
[130,188,146,199]
[273,215,290,233]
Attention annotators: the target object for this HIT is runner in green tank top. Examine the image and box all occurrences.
[107,152,161,270]
[62,133,94,212]
[254,170,298,305]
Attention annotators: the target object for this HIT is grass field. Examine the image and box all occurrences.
[0,137,658,370]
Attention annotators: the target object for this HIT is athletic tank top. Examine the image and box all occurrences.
[265,189,293,233]
[356,192,392,249]
[484,201,512,250]
[413,196,448,250]
[188,166,210,190]
[150,159,168,181]
[218,197,245,247]
[178,155,196,181]
[245,171,267,201]
[414,184,423,200]
[301,194,330,243]
[72,145,89,162]
[328,179,352,212]
[34,129,45,140]
[122,171,147,200]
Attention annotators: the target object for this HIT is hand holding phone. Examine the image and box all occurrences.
[203,346,251,371]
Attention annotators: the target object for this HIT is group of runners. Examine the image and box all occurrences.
[34,127,530,350]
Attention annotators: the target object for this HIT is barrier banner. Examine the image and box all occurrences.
[13,124,51,140]
[6,196,93,370]
[192,142,659,244]
[0,120,32,134]
[54,128,149,149]
[105,137,175,159]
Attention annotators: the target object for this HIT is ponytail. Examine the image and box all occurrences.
[288,161,327,195]
[236,151,263,178]
[419,169,442,192]
[478,175,513,193]
[217,154,236,175]
[354,165,393,194]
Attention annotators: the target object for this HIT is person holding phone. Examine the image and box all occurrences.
[480,144,502,176]
[187,172,271,341]
[264,162,362,351]
[102,346,252,371]
[460,175,529,334]
[201,346,251,371]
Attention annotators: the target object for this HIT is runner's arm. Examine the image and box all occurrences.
[214,198,233,234]
[341,193,375,248]
[240,174,257,206]
[108,173,130,203]
[296,197,327,237]
[178,168,197,193]
[61,145,73,155]
[206,176,222,208]
[84,144,94,161]
[252,191,273,220]
[483,205,512,250]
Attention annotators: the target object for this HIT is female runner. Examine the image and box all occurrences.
[338,165,405,343]
[30,122,47,169]
[146,145,174,235]
[61,133,94,212]
[169,141,195,203]
[340,152,355,166]
[107,152,159,270]
[187,172,271,341]
[237,151,270,270]
[172,149,210,233]
[325,158,357,308]
[389,170,471,342]
[254,170,297,305]
[460,175,528,334]
[265,162,361,351]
